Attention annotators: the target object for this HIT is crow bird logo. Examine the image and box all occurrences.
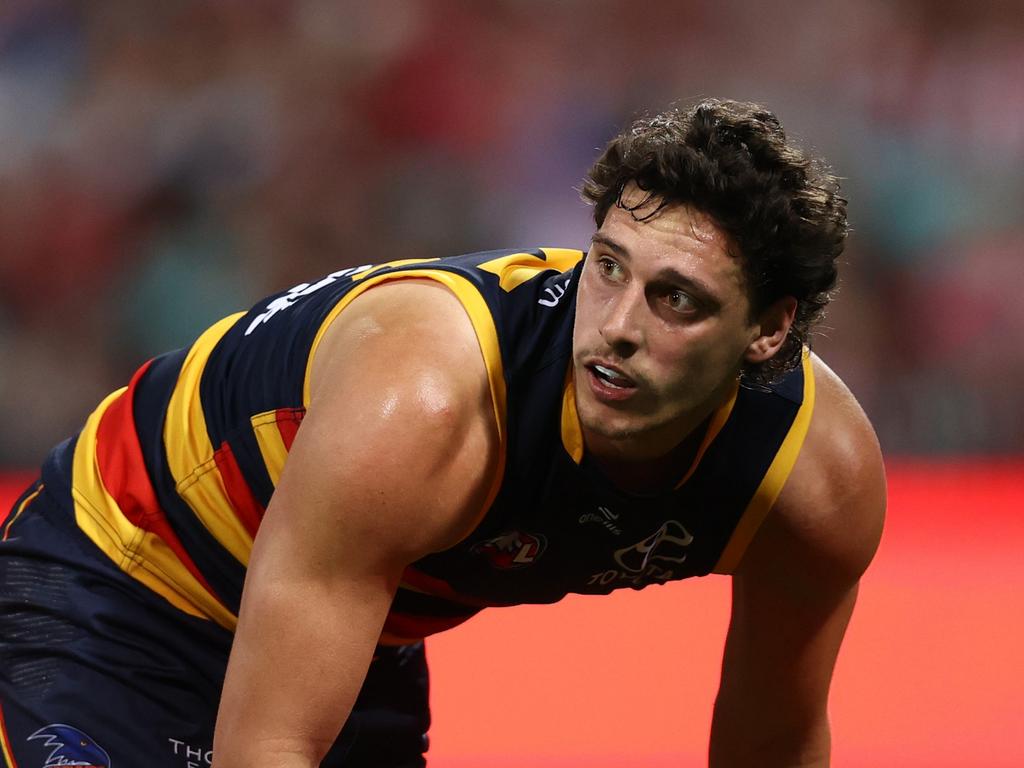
[27,724,111,767]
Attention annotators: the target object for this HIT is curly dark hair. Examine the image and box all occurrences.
[581,98,848,386]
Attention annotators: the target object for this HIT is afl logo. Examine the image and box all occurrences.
[472,530,547,569]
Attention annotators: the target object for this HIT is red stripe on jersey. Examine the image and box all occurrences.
[213,442,264,538]
[0,701,21,768]
[400,566,461,601]
[275,408,304,451]
[94,361,219,599]
[400,566,492,608]
[383,610,479,640]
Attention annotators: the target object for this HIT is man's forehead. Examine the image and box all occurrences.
[607,184,734,255]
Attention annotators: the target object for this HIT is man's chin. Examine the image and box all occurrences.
[578,399,697,461]
[578,410,654,454]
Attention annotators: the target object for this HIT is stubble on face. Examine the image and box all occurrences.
[571,189,756,462]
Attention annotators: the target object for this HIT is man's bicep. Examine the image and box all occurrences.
[258,278,501,583]
[213,285,500,766]
[214,401,487,766]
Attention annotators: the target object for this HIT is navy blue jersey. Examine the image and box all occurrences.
[26,248,813,643]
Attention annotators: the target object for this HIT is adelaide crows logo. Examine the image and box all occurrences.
[28,724,111,767]
[613,520,693,573]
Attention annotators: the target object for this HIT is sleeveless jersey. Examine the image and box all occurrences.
[38,248,814,644]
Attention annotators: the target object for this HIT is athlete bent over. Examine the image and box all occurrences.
[0,99,884,767]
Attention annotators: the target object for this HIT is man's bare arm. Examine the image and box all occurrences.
[211,281,500,767]
[709,356,886,767]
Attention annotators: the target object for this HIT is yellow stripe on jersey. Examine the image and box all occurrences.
[251,409,290,487]
[302,267,510,534]
[350,259,439,282]
[560,369,739,484]
[71,389,237,628]
[675,380,739,489]
[0,701,18,768]
[163,312,255,568]
[713,351,817,574]
[478,248,583,292]
[560,369,584,463]
[1,484,41,540]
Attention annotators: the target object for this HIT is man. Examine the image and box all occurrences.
[0,99,884,767]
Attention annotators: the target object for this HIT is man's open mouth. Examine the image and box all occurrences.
[589,364,636,390]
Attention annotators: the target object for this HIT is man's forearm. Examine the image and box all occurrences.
[709,739,830,768]
[210,573,389,767]
[216,738,325,768]
[709,703,831,768]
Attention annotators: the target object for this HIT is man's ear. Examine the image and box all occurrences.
[745,296,797,363]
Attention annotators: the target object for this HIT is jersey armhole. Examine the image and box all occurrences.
[712,350,817,574]
[302,269,509,540]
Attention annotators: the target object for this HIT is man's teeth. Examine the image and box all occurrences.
[594,365,629,388]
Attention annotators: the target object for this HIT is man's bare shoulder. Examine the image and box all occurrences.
[295,277,501,557]
[310,278,492,403]
[742,354,886,587]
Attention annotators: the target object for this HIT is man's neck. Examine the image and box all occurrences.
[584,415,712,495]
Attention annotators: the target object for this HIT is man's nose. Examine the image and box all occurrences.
[600,286,644,356]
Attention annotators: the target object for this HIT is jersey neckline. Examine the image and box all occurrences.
[559,365,740,492]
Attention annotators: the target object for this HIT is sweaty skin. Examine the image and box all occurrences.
[710,357,885,767]
[573,187,798,487]
[577,192,885,766]
[212,280,501,767]
[212,192,884,768]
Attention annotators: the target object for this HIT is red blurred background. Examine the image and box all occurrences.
[4,461,1022,766]
[3,2,1023,765]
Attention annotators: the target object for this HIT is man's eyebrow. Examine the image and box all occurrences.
[651,268,722,307]
[592,231,725,308]
[590,232,629,258]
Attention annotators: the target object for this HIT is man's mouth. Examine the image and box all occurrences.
[588,363,636,390]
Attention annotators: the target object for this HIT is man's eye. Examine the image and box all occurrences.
[667,290,696,313]
[598,258,622,279]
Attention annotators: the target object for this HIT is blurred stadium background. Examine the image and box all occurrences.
[0,1,1021,765]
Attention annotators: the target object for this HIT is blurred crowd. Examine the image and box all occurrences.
[1,0,1022,464]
